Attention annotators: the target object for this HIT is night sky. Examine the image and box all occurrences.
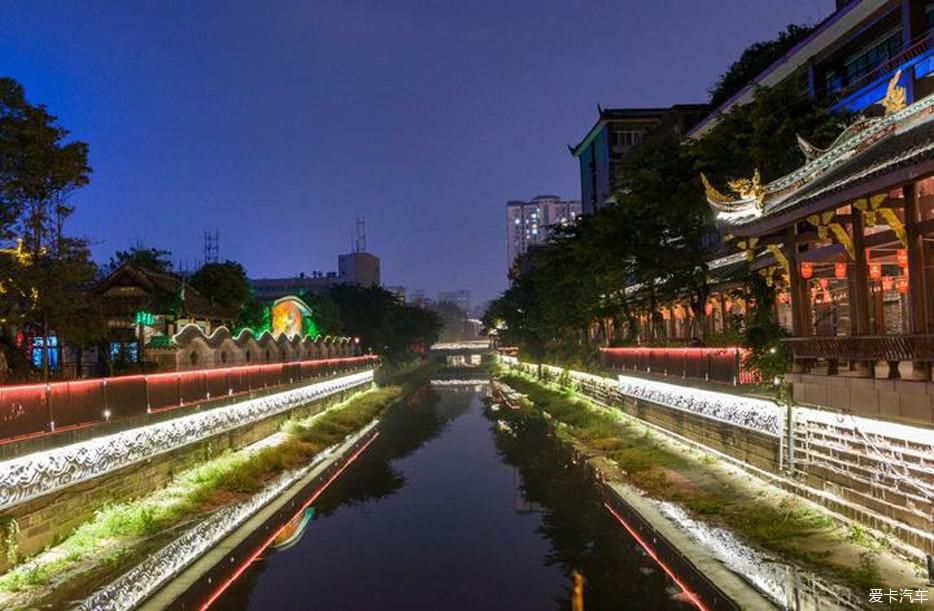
[0,1,829,307]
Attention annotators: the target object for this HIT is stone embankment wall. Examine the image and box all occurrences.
[0,373,372,572]
[501,358,933,557]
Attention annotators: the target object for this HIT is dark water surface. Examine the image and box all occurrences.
[209,383,694,610]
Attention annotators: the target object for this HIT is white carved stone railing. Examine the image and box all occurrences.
[614,374,782,437]
[498,356,782,436]
[0,370,374,511]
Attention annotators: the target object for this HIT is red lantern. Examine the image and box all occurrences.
[869,263,882,279]
[819,278,829,290]
[896,277,909,294]
[834,262,847,279]
[800,262,813,279]
[896,249,908,268]
[882,276,894,291]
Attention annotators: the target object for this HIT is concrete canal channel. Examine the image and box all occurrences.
[152,377,741,611]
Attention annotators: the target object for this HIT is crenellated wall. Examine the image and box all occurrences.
[149,324,359,371]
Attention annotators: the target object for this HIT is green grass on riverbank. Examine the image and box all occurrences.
[496,369,892,595]
[0,373,416,604]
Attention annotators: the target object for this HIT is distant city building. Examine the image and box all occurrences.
[437,290,471,313]
[570,105,707,215]
[250,272,335,302]
[506,195,581,271]
[251,251,381,302]
[384,285,407,301]
[406,288,429,306]
[338,251,380,287]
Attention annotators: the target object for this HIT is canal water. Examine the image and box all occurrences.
[207,382,698,610]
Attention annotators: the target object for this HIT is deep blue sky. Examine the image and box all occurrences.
[0,0,830,306]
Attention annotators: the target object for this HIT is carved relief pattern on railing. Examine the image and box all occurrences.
[499,356,782,436]
[0,370,374,511]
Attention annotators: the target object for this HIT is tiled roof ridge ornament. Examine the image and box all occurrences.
[727,169,765,208]
[795,118,873,162]
[704,73,934,228]
[882,69,907,116]
[700,169,765,213]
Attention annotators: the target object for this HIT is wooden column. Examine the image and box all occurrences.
[848,212,871,335]
[846,212,873,376]
[904,182,931,334]
[786,226,812,337]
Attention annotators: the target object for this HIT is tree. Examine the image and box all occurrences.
[300,292,342,337]
[328,284,439,360]
[698,78,846,184]
[708,24,816,109]
[0,77,103,380]
[189,261,251,310]
[235,298,269,335]
[108,245,173,273]
[0,78,91,251]
[432,300,471,342]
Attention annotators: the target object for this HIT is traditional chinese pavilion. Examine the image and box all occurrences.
[704,73,934,425]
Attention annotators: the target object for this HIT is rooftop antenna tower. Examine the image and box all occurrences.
[354,217,367,253]
[203,230,219,265]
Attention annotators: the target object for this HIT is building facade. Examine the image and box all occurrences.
[250,251,381,302]
[702,74,934,425]
[506,195,582,271]
[570,106,708,215]
[338,251,381,287]
[690,0,934,138]
[570,107,667,215]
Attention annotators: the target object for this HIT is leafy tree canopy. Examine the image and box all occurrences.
[189,261,251,310]
[329,284,440,360]
[108,245,173,274]
[0,77,103,379]
[698,78,847,184]
[0,77,91,248]
[708,24,816,109]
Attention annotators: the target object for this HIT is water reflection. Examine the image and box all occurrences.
[208,383,697,610]
[488,407,697,610]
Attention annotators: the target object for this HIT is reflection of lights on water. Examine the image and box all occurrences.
[603,502,708,611]
[79,428,381,611]
[197,432,381,611]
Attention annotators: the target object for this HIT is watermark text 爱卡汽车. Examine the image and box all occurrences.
[868,588,929,605]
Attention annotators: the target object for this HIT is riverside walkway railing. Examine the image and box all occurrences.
[0,355,378,445]
[600,346,756,385]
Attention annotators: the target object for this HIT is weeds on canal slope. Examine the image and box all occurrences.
[0,380,407,605]
[496,370,894,595]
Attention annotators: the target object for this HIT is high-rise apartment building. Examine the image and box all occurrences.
[506,195,581,272]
